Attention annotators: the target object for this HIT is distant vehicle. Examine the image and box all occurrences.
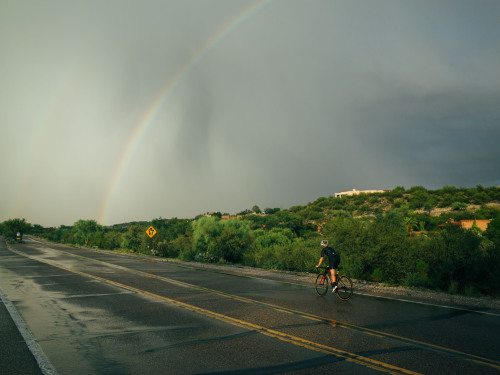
[15,232,23,242]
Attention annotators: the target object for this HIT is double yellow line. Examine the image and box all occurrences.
[10,242,500,373]
[7,244,422,375]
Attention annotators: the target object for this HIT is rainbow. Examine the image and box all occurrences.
[99,0,271,225]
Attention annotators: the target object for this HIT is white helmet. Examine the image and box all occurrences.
[321,240,328,246]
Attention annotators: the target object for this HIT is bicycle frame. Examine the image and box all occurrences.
[315,266,353,301]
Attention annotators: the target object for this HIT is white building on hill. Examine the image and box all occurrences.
[335,189,388,198]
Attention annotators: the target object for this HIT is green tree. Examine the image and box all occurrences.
[72,219,103,247]
[485,216,500,246]
[426,224,483,292]
[389,186,406,198]
[214,219,252,263]
[246,227,295,269]
[451,202,468,211]
[252,205,261,214]
[237,209,253,215]
[407,186,431,210]
[192,216,218,255]
[253,227,294,249]
[192,216,252,263]
[404,215,419,232]
[275,211,307,236]
[103,230,122,250]
[150,217,192,244]
[1,218,32,240]
[121,225,145,252]
[158,234,192,258]
[369,211,409,283]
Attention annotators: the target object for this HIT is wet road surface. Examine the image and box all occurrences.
[1,237,499,374]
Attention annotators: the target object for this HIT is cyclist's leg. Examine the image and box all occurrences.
[330,268,336,284]
[330,254,340,284]
[327,255,336,284]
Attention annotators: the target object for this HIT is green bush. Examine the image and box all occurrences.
[403,272,429,288]
[451,202,468,211]
[448,280,459,295]
[178,244,197,261]
[191,216,252,264]
[464,284,482,297]
[371,269,384,282]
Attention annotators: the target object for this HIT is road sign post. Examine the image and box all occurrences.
[146,226,157,255]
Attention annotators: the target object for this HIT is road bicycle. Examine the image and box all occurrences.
[315,266,353,301]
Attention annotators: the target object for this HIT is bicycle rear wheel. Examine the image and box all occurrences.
[336,275,353,301]
[315,273,330,296]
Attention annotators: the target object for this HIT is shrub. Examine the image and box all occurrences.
[448,280,459,295]
[178,245,197,261]
[191,216,252,264]
[464,285,482,297]
[404,272,429,288]
[371,269,384,282]
[451,202,468,211]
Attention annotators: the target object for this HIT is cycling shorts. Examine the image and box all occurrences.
[327,253,340,269]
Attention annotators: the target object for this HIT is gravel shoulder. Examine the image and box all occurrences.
[160,258,500,315]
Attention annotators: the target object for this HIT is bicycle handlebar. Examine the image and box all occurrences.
[315,266,330,273]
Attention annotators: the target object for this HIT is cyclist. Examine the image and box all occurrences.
[316,239,340,292]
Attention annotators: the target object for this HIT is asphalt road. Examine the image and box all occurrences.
[1,237,499,375]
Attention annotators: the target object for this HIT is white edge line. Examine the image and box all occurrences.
[353,291,500,317]
[261,278,500,317]
[0,287,59,375]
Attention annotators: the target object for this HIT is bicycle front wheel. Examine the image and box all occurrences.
[315,273,330,296]
[336,275,353,301]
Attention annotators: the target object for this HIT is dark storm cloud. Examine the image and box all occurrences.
[353,89,500,188]
[173,72,215,171]
[1,0,499,226]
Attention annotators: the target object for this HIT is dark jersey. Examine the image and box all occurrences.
[321,246,336,258]
[321,246,340,268]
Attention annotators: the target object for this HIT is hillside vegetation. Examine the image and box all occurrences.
[3,185,500,297]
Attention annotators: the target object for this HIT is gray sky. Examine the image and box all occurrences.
[1,0,499,227]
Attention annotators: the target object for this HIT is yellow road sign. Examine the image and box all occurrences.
[146,226,157,238]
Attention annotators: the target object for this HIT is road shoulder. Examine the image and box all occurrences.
[0,286,44,375]
[158,258,500,314]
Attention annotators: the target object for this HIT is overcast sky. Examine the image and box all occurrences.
[1,0,499,227]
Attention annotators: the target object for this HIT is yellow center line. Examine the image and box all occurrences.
[7,244,421,375]
[14,242,500,371]
[55,246,500,370]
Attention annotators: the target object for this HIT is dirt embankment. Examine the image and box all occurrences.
[414,202,500,216]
